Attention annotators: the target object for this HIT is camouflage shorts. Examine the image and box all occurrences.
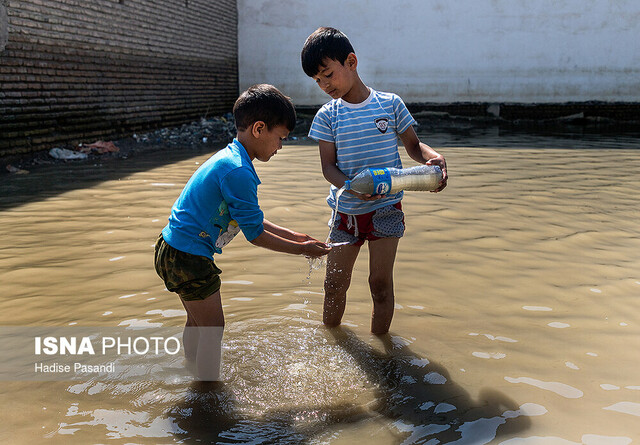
[154,234,222,301]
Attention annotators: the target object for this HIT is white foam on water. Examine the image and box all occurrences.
[548,322,570,328]
[401,375,417,384]
[119,294,136,299]
[151,183,176,186]
[619,322,628,326]
[394,303,404,309]
[582,435,632,445]
[424,371,447,384]
[284,303,316,312]
[500,437,580,444]
[109,256,125,262]
[272,293,283,296]
[590,288,602,293]
[600,384,620,391]
[409,357,430,367]
[449,404,548,445]
[229,297,254,301]
[502,403,548,418]
[293,290,323,295]
[392,420,450,443]
[102,311,113,316]
[407,305,425,310]
[419,401,435,411]
[565,362,579,370]
[65,408,176,439]
[118,319,162,328]
[494,335,517,343]
[504,376,583,398]
[222,280,254,285]
[457,416,510,443]
[603,401,640,417]
[473,352,507,359]
[470,333,518,343]
[145,309,186,318]
[288,316,322,326]
[434,402,456,414]
[523,306,553,311]
[626,386,640,390]
[586,352,598,357]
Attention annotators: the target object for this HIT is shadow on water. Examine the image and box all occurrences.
[168,326,531,444]
[327,327,531,444]
[2,124,639,212]
[169,380,367,444]
[0,143,225,212]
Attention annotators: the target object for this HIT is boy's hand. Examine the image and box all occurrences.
[301,240,331,257]
[426,155,448,192]
[347,190,385,201]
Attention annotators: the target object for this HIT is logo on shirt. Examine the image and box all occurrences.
[374,117,389,133]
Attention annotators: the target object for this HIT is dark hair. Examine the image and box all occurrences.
[301,27,355,77]
[233,84,296,132]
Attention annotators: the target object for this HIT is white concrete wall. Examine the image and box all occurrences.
[238,0,640,105]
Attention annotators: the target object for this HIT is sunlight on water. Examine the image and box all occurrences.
[504,377,584,399]
[1,140,640,443]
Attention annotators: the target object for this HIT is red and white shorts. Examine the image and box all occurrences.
[329,202,405,247]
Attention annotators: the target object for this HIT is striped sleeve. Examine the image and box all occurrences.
[393,95,416,134]
[308,105,334,143]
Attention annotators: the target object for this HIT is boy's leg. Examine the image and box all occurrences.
[181,291,225,381]
[180,300,198,362]
[324,244,360,327]
[367,237,400,334]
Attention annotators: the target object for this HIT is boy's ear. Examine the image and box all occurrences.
[346,52,358,70]
[251,121,266,138]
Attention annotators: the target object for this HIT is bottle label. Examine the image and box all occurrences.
[370,168,391,194]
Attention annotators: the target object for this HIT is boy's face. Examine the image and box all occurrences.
[312,55,357,100]
[253,123,290,162]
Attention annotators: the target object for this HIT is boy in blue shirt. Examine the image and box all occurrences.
[155,84,331,380]
[301,27,448,334]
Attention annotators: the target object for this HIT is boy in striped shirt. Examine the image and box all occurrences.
[301,27,448,334]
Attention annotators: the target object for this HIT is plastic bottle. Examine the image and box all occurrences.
[344,165,443,195]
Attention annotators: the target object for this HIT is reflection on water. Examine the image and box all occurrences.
[1,132,640,444]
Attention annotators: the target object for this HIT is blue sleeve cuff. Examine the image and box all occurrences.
[242,222,264,242]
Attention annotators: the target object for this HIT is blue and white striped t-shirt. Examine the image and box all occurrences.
[308,88,417,215]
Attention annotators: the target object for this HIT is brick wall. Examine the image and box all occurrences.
[0,0,238,157]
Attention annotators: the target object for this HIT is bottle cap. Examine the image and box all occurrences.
[343,180,352,191]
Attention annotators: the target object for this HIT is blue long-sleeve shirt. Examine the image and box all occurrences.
[162,139,264,258]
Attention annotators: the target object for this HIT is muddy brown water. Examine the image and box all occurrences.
[1,133,639,444]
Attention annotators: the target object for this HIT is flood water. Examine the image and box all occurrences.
[1,130,640,444]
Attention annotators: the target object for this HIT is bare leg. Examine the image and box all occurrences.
[180,300,199,362]
[323,244,360,327]
[181,290,225,381]
[368,237,400,335]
